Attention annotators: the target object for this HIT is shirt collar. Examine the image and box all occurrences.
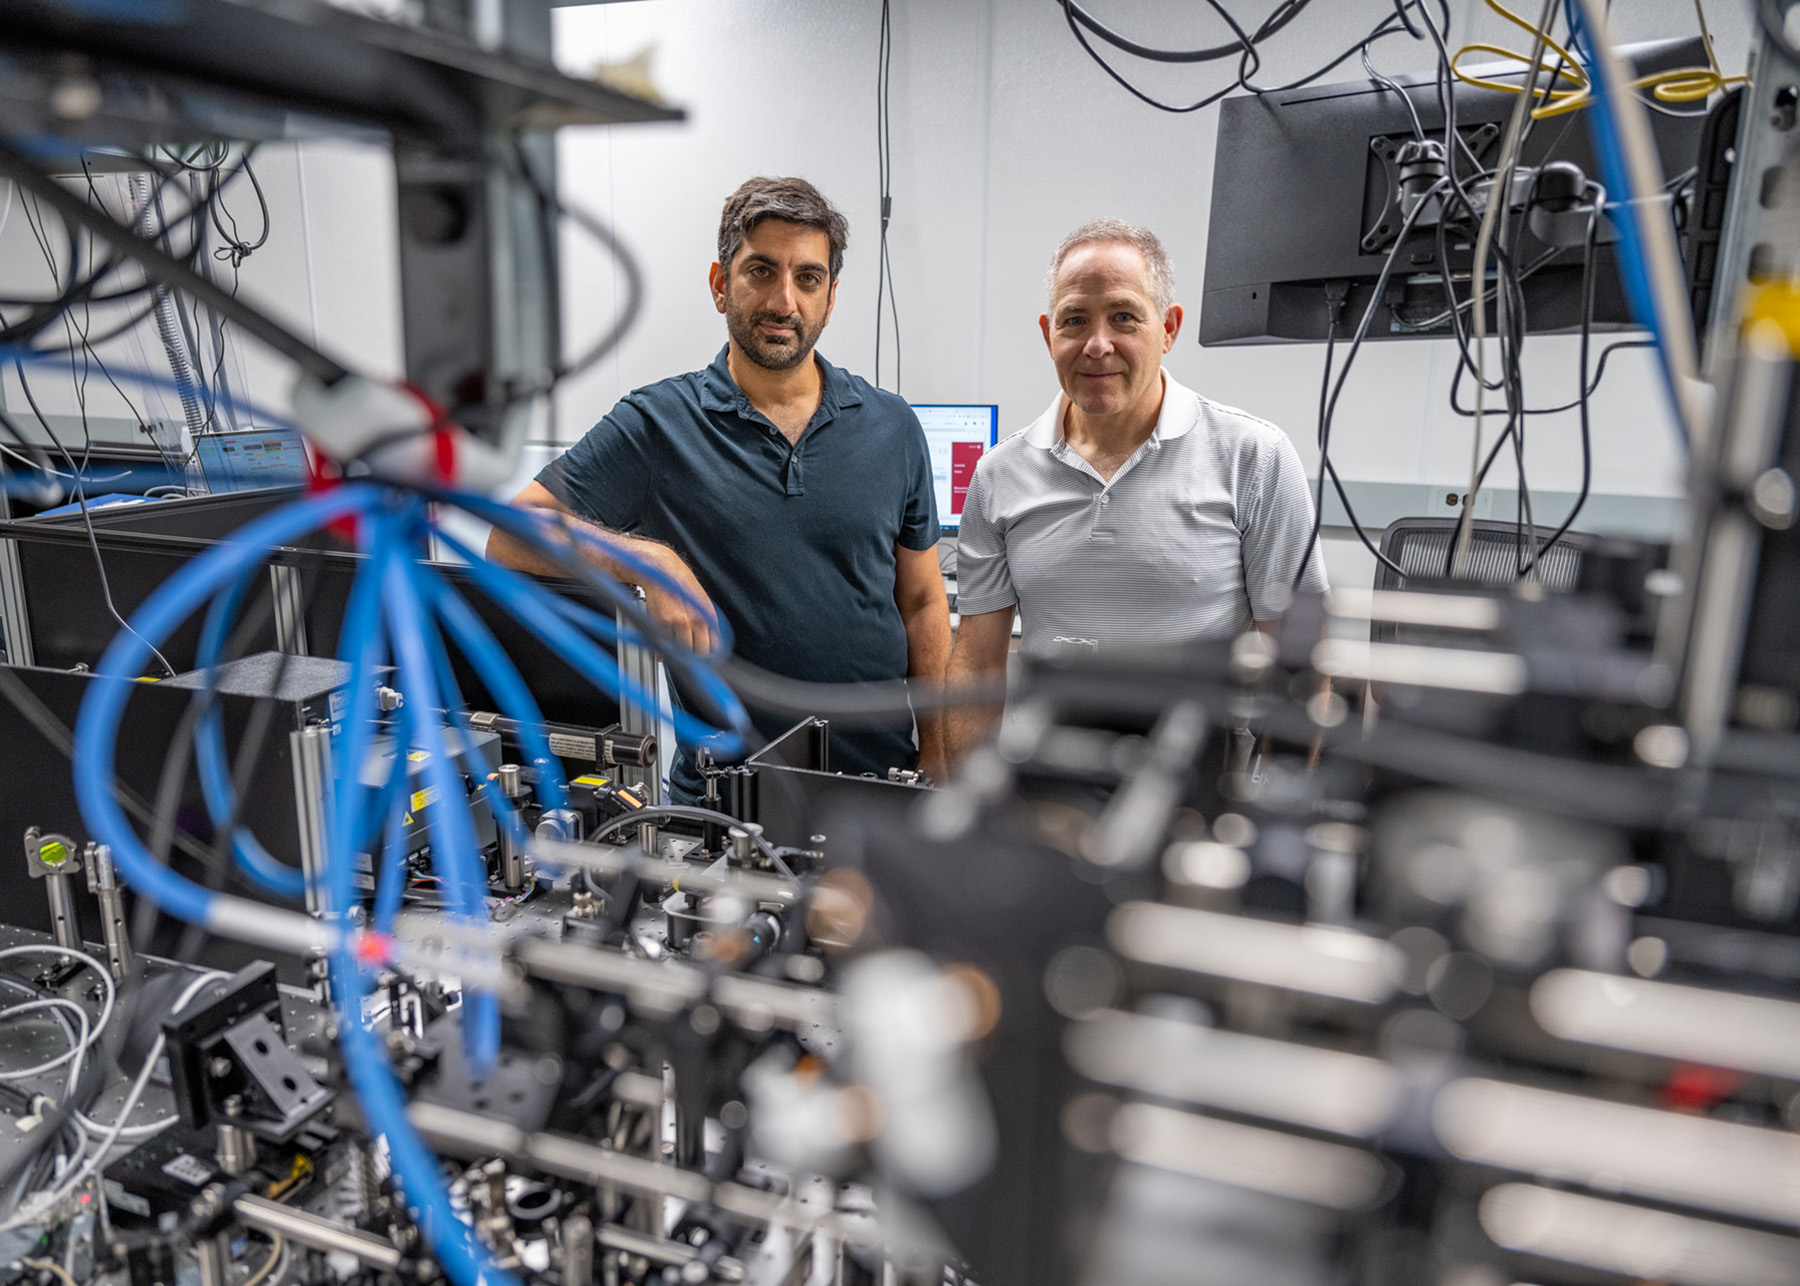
[1021,369,1199,449]
[698,345,864,418]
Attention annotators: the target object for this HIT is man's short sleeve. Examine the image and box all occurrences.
[953,459,1017,615]
[897,411,940,551]
[534,397,659,531]
[1241,431,1329,619]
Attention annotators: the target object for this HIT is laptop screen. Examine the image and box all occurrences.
[194,428,309,494]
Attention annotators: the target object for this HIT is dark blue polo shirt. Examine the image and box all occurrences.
[537,346,939,800]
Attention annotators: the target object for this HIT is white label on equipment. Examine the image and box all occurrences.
[162,1153,211,1186]
[548,732,597,761]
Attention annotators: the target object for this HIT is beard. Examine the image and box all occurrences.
[724,293,825,372]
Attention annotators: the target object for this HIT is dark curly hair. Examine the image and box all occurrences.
[717,177,849,281]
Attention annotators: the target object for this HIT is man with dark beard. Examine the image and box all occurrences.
[489,177,949,801]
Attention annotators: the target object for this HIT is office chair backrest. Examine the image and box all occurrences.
[1375,517,1589,591]
[1370,517,1591,644]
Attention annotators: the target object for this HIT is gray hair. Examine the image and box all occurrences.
[1046,217,1176,314]
[717,176,849,280]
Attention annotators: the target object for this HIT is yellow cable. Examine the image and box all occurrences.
[242,1236,286,1286]
[1448,0,1745,120]
[19,1259,76,1286]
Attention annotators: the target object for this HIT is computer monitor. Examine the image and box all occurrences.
[1199,37,1711,346]
[912,404,999,532]
[194,427,310,493]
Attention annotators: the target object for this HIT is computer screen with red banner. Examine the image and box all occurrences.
[912,405,998,534]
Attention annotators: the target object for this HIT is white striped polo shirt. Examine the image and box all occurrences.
[955,372,1328,659]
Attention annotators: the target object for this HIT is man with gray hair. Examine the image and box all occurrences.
[945,217,1326,763]
[492,176,950,798]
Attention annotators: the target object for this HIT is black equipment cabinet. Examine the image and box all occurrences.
[0,489,623,729]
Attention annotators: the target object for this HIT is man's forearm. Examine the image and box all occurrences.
[902,600,952,773]
[944,667,1003,764]
[943,628,1011,766]
[487,507,667,587]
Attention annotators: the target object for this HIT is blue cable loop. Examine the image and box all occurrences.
[61,472,766,1286]
[440,488,737,654]
[69,486,514,1286]
[72,484,381,923]
[0,344,305,435]
[432,527,747,754]
[349,625,411,937]
[192,563,308,898]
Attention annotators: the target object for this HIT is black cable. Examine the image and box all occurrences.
[1310,178,1456,582]
[1061,2,1412,116]
[1498,339,1652,414]
[1517,200,1601,576]
[506,142,645,399]
[1060,0,1314,64]
[9,366,177,677]
[586,804,778,854]
[1292,284,1344,592]
[1363,42,1427,142]
[874,0,901,393]
[15,193,100,480]
[717,655,1008,726]
[0,401,64,486]
[209,153,269,269]
[0,154,226,340]
[0,138,350,386]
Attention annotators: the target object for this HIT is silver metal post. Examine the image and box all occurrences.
[216,1123,258,1177]
[195,1234,229,1286]
[498,763,527,890]
[84,843,133,979]
[24,828,84,951]
[291,725,334,1003]
[0,479,32,666]
[290,725,333,918]
[267,564,310,655]
[499,828,527,891]
[233,1195,405,1272]
[562,1213,595,1286]
[616,593,663,806]
[44,872,79,952]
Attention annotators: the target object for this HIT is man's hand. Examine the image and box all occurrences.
[638,547,721,655]
[488,481,720,655]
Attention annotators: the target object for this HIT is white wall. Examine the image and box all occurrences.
[0,0,1752,598]
[544,0,1751,593]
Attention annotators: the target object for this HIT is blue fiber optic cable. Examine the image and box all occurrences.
[322,515,516,1286]
[72,484,380,925]
[442,489,735,653]
[434,528,747,754]
[191,563,308,898]
[418,570,572,814]
[403,557,531,850]
[379,508,500,1077]
[1563,0,1689,445]
[0,345,305,436]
